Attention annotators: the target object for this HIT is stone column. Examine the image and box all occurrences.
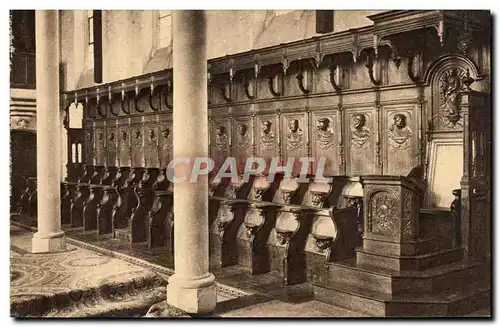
[32,10,66,253]
[166,10,216,314]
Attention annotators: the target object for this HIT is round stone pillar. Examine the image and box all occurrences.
[166,10,216,314]
[32,10,66,253]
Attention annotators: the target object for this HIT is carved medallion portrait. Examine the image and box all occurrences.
[119,130,130,166]
[215,126,229,151]
[147,128,158,149]
[236,123,250,151]
[120,130,129,149]
[260,120,275,150]
[388,113,412,150]
[316,117,334,150]
[161,127,172,152]
[286,119,303,151]
[132,128,142,146]
[350,114,371,148]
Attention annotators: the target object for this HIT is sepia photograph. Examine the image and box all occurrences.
[8,8,492,318]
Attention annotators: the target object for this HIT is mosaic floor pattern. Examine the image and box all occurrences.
[10,226,168,317]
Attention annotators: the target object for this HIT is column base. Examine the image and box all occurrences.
[166,273,216,315]
[31,231,66,253]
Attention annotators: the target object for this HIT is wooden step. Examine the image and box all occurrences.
[322,258,487,295]
[356,247,464,271]
[313,280,490,317]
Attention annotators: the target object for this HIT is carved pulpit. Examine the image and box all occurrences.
[359,174,425,271]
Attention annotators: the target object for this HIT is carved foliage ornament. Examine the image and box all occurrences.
[439,68,467,127]
[286,119,303,151]
[369,191,398,236]
[388,113,412,150]
[403,191,412,237]
[316,117,335,150]
[350,114,371,148]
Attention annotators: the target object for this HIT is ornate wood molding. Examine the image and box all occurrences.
[296,61,310,95]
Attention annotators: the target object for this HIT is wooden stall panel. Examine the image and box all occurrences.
[311,108,340,177]
[282,112,308,176]
[84,127,94,165]
[383,104,418,176]
[106,125,118,167]
[143,123,160,168]
[211,117,231,172]
[232,116,253,173]
[345,107,376,176]
[256,114,279,170]
[118,121,131,167]
[94,127,106,166]
[130,120,144,167]
[158,122,173,168]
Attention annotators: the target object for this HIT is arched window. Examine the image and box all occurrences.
[77,143,83,163]
[72,143,77,163]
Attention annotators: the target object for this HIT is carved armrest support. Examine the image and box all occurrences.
[314,237,334,253]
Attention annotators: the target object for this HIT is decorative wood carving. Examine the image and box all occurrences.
[159,125,173,168]
[260,119,276,151]
[286,118,304,152]
[402,191,412,237]
[106,129,117,166]
[328,55,342,93]
[145,126,159,168]
[369,191,398,236]
[350,113,371,149]
[164,79,173,110]
[131,127,143,167]
[96,187,118,234]
[242,72,255,100]
[365,50,381,87]
[119,129,131,167]
[149,85,163,112]
[316,117,335,150]
[268,75,282,97]
[296,61,310,95]
[314,237,333,253]
[439,68,467,127]
[388,113,412,150]
[120,89,132,115]
[109,87,119,116]
[221,84,232,102]
[95,129,105,166]
[215,125,229,152]
[96,91,107,118]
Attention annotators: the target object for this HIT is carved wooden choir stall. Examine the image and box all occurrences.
[17,11,491,316]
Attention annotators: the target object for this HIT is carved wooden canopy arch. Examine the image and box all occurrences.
[423,54,481,86]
